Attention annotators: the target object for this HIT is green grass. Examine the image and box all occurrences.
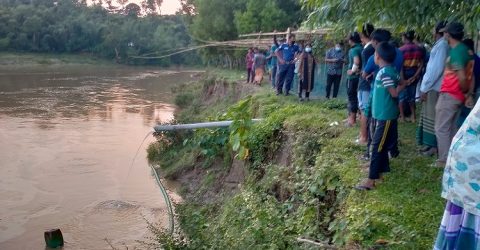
[205,67,245,82]
[148,71,444,249]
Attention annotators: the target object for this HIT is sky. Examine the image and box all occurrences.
[89,0,182,15]
[160,0,181,15]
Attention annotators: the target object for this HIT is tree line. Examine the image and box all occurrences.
[0,0,196,65]
[3,0,476,67]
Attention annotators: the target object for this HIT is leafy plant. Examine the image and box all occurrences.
[226,96,254,160]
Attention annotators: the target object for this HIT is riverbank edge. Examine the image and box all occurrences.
[147,72,445,249]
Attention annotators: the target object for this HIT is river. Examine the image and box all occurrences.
[0,65,189,249]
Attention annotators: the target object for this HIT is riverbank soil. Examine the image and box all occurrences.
[148,72,444,249]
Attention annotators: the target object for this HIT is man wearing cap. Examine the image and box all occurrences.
[417,21,449,157]
[275,34,300,96]
[434,22,474,167]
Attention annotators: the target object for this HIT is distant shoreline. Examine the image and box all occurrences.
[0,52,114,66]
[0,52,203,70]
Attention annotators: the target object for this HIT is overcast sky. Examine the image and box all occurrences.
[89,0,182,15]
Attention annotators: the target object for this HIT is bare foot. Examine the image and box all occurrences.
[355,178,375,190]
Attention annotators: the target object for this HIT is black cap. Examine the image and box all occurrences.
[444,22,464,34]
[443,22,464,40]
[435,21,448,33]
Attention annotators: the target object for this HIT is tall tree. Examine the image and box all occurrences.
[189,0,244,41]
[123,2,141,17]
[234,0,300,34]
[141,0,162,15]
[303,0,480,38]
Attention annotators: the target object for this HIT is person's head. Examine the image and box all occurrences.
[434,20,448,40]
[389,39,400,48]
[335,41,344,51]
[374,41,396,66]
[304,43,312,53]
[370,29,392,49]
[253,47,259,53]
[463,38,475,53]
[444,22,464,43]
[288,34,296,45]
[360,23,375,44]
[248,48,253,53]
[348,32,361,46]
[402,30,415,44]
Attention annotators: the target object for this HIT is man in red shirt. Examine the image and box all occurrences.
[434,22,474,167]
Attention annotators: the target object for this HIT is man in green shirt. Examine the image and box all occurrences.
[346,32,363,126]
[356,42,405,190]
[435,22,474,166]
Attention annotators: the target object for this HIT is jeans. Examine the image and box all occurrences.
[435,93,462,162]
[399,81,418,103]
[326,74,341,98]
[271,65,277,88]
[357,90,371,112]
[276,63,295,94]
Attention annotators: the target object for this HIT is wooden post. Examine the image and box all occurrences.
[44,229,64,248]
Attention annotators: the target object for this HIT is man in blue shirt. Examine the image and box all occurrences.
[275,34,300,95]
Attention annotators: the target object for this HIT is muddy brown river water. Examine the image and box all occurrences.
[0,65,188,249]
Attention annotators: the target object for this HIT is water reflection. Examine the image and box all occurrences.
[0,65,189,249]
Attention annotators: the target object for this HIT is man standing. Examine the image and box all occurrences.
[435,22,474,167]
[358,23,375,144]
[245,48,254,83]
[266,36,279,88]
[399,30,424,122]
[346,32,363,126]
[325,41,345,99]
[252,48,267,85]
[417,21,449,157]
[275,34,300,96]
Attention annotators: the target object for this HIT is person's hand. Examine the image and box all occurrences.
[465,95,475,108]
[406,78,414,86]
[278,59,285,65]
[420,92,427,102]
[347,70,353,75]
[366,73,373,81]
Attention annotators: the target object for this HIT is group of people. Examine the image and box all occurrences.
[245,34,317,101]
[339,21,479,249]
[246,21,480,249]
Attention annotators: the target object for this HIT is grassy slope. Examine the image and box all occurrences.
[148,72,444,249]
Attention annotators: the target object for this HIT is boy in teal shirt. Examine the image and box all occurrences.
[356,42,405,190]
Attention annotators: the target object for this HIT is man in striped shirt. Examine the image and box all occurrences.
[399,30,424,122]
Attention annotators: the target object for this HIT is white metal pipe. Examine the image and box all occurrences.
[154,119,262,132]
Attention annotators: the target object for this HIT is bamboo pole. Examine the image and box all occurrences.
[154,119,263,132]
[238,29,332,38]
